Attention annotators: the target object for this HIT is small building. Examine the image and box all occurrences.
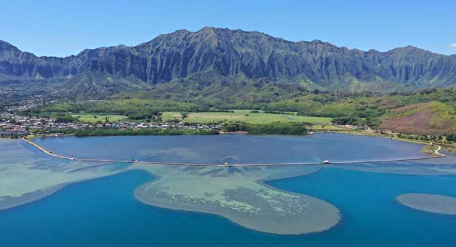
[16,129,29,136]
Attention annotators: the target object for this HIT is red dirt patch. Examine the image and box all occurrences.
[380,104,454,135]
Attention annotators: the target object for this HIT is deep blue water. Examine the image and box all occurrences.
[1,134,456,246]
[1,168,456,246]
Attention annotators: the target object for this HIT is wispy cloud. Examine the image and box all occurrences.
[450,43,456,47]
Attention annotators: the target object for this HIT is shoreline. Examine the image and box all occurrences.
[20,134,446,167]
[2,124,455,155]
[312,129,453,155]
[17,126,455,155]
[1,133,453,236]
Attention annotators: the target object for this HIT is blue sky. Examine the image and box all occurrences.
[1,0,455,57]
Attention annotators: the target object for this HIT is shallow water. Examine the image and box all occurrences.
[1,168,456,246]
[1,133,456,246]
[397,193,456,215]
[32,133,429,164]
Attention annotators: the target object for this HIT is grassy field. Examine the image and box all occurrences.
[309,125,351,131]
[163,110,332,125]
[73,114,128,123]
[162,112,183,122]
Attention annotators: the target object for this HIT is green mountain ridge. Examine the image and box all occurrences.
[1,27,456,95]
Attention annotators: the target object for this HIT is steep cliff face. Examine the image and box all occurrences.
[1,27,456,91]
[0,40,80,79]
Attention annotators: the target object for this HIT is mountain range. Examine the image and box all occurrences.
[1,27,456,94]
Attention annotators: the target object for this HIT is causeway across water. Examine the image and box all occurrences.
[22,138,446,167]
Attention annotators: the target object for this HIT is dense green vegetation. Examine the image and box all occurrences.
[222,122,307,135]
[53,114,79,123]
[74,128,219,137]
[3,28,456,136]
[447,134,456,142]
[247,123,308,135]
[265,88,456,129]
[21,88,456,135]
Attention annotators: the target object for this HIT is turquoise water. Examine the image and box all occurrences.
[1,168,455,246]
[1,134,456,246]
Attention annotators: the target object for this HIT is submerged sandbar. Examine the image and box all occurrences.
[4,134,456,235]
[397,193,456,215]
[134,165,340,235]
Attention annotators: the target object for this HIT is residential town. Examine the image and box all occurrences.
[0,113,222,138]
